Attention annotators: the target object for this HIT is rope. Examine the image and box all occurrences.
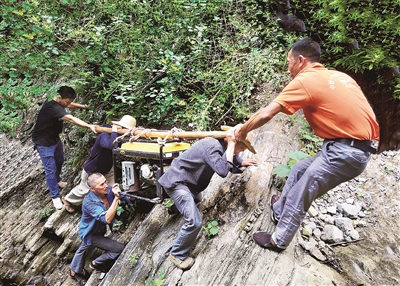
[129,127,155,142]
[113,128,133,143]
[157,127,183,147]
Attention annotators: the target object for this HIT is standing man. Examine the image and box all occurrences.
[235,38,379,252]
[158,128,257,270]
[62,115,137,213]
[69,173,132,282]
[32,86,97,210]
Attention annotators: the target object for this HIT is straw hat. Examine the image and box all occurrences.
[111,115,137,129]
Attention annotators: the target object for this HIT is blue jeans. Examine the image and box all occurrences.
[70,234,125,274]
[272,140,370,248]
[165,186,202,260]
[35,140,64,199]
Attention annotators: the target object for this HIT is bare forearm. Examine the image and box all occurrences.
[105,197,119,224]
[62,114,97,133]
[237,102,283,141]
[68,102,88,109]
[225,141,235,163]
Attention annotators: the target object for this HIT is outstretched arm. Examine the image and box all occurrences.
[235,101,283,141]
[67,102,89,110]
[61,114,97,133]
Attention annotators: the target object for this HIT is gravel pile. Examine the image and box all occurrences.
[298,150,399,268]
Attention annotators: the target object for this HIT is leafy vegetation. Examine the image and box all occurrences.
[128,252,139,267]
[37,208,53,220]
[112,199,135,231]
[288,114,323,155]
[112,219,123,231]
[292,0,400,97]
[273,151,310,178]
[0,0,291,135]
[1,0,398,166]
[164,198,174,210]
[203,219,220,238]
[147,268,166,286]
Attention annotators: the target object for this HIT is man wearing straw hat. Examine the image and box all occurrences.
[159,126,257,270]
[62,115,136,213]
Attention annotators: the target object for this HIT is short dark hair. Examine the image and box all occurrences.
[57,86,76,99]
[290,38,321,63]
[87,172,104,188]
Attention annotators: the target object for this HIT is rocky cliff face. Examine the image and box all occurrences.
[0,113,399,286]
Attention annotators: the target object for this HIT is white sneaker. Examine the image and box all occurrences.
[52,198,64,210]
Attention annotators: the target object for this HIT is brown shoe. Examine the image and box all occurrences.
[270,194,280,224]
[169,254,195,270]
[253,232,285,253]
[62,196,75,214]
[58,181,67,188]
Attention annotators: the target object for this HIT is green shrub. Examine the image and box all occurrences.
[147,269,166,286]
[128,252,139,267]
[203,219,220,238]
[37,208,53,220]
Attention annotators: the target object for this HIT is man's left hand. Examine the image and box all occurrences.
[241,158,257,166]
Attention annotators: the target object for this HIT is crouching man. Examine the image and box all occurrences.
[158,127,257,270]
[69,173,132,283]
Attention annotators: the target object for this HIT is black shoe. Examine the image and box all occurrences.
[253,232,285,253]
[89,261,111,273]
[70,271,88,286]
[270,194,280,224]
[167,203,180,215]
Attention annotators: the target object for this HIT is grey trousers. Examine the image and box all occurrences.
[272,140,371,248]
[165,186,202,260]
[70,234,124,274]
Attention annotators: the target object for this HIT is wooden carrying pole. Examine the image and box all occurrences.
[94,126,228,140]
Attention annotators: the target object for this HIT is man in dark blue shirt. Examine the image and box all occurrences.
[69,173,132,282]
[62,115,137,213]
[158,127,257,270]
[32,86,97,210]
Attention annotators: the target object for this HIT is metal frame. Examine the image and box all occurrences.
[112,139,182,204]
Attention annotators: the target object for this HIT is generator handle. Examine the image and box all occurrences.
[120,192,162,204]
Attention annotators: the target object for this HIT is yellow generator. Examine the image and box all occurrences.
[112,139,191,204]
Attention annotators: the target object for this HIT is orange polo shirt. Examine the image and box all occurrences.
[274,63,380,140]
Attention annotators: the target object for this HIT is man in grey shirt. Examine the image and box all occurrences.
[159,128,257,270]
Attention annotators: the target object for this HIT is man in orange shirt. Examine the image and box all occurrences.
[235,38,379,252]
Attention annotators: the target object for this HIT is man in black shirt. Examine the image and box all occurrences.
[32,86,97,210]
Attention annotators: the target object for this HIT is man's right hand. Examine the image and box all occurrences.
[88,124,98,134]
[112,183,121,198]
[226,127,237,143]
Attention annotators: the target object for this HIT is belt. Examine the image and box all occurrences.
[331,138,376,154]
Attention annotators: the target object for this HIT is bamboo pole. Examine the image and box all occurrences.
[94,126,228,139]
[95,125,257,153]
